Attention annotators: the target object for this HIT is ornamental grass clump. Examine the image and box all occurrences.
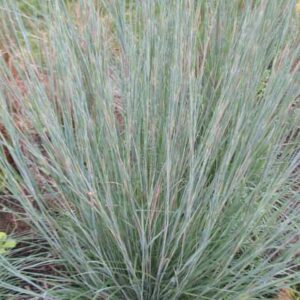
[0,0,299,299]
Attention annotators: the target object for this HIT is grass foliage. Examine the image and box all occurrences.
[0,0,300,299]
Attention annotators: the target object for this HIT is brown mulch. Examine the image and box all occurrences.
[0,193,31,234]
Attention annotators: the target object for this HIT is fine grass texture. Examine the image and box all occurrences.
[0,0,300,299]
